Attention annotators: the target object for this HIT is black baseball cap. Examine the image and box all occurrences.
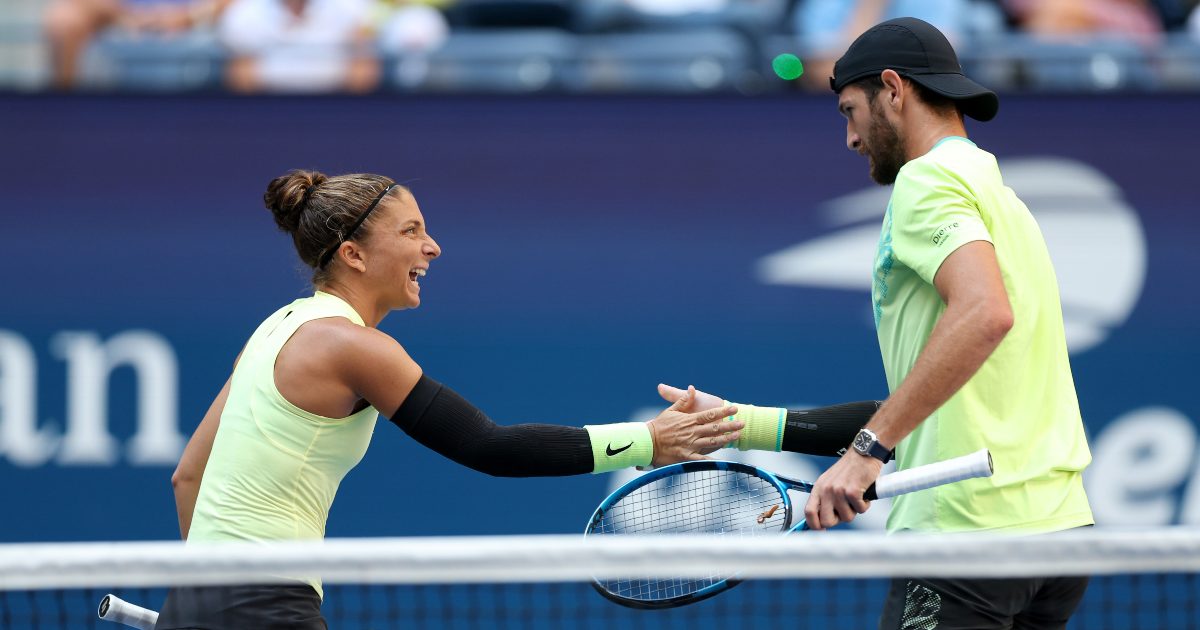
[830,17,999,122]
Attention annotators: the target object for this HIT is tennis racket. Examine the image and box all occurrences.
[98,594,159,630]
[585,448,993,609]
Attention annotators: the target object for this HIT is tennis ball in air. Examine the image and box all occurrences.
[772,54,804,80]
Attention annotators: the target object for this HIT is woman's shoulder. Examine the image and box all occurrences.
[294,315,383,343]
[291,317,405,364]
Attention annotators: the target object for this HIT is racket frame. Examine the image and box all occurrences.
[585,460,800,609]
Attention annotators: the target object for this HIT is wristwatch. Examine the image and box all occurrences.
[852,428,892,463]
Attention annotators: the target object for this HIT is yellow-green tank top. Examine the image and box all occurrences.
[188,292,378,597]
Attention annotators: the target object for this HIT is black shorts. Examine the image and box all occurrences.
[154,583,326,630]
[879,575,1090,630]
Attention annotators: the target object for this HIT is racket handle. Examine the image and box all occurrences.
[863,448,993,501]
[98,594,159,630]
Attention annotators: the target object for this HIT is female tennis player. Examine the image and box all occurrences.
[157,170,742,629]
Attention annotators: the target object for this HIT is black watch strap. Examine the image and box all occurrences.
[864,440,893,463]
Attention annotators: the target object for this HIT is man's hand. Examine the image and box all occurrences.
[803,451,882,530]
[647,386,741,468]
[657,382,726,412]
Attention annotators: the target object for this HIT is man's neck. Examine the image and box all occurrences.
[904,116,969,161]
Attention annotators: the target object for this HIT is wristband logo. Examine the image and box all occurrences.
[606,442,634,456]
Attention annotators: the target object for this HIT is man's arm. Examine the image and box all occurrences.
[656,384,881,456]
[803,240,1013,530]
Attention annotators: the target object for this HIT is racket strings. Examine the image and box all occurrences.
[592,469,788,603]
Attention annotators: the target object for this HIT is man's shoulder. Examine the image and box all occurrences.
[929,138,998,176]
[895,139,998,196]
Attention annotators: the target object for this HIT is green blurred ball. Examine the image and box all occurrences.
[772,54,804,80]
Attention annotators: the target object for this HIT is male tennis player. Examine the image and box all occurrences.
[812,18,1094,628]
[662,17,1094,629]
[159,170,742,629]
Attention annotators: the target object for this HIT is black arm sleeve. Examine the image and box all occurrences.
[781,400,884,458]
[388,375,594,477]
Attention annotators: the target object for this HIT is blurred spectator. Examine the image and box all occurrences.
[218,0,450,93]
[577,0,786,33]
[1004,0,1163,44]
[44,0,232,89]
[791,0,971,90]
[372,0,450,55]
[219,0,376,93]
[371,0,452,87]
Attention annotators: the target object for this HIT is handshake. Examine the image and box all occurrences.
[641,383,741,469]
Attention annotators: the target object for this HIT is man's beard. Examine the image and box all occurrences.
[864,106,906,185]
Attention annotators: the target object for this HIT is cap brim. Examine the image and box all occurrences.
[907,73,999,122]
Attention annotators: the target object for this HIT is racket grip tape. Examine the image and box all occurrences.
[863,449,993,501]
[98,594,159,630]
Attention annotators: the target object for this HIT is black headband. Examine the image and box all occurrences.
[316,183,398,270]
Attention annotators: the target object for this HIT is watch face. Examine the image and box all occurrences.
[853,431,871,453]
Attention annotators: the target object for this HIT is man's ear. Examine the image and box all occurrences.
[880,69,905,112]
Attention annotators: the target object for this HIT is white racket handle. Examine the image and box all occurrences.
[98,594,159,630]
[870,448,993,499]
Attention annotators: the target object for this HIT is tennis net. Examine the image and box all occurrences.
[2,528,1198,629]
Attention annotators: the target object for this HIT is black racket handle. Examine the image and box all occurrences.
[863,483,878,501]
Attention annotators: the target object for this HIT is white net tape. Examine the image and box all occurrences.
[3,528,1199,591]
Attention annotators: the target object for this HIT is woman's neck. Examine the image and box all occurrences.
[317,281,387,328]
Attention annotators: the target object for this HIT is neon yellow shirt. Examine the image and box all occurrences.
[874,137,1093,533]
[188,292,378,595]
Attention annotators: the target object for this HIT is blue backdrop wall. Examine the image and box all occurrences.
[1,94,1196,542]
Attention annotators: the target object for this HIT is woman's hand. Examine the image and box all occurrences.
[647,385,741,467]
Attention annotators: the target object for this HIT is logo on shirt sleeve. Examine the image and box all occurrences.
[931,222,961,246]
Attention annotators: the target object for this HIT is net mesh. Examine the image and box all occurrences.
[4,577,1200,630]
[1,529,1198,630]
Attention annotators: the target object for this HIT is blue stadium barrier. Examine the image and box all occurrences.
[1159,33,1200,89]
[575,29,753,92]
[81,31,225,91]
[412,29,577,92]
[970,34,1155,92]
[0,22,44,88]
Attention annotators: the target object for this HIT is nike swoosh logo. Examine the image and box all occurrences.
[606,442,633,456]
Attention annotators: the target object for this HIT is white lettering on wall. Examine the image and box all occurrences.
[1180,450,1200,525]
[52,331,185,465]
[1086,407,1195,526]
[0,329,185,467]
[0,331,57,466]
